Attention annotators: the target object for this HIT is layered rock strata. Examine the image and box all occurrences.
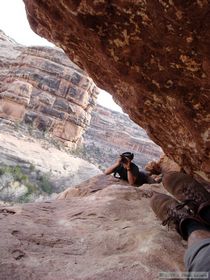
[23,0,210,181]
[84,104,162,169]
[0,30,98,148]
[0,175,186,280]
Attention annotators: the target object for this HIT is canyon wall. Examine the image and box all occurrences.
[84,105,162,169]
[0,30,98,148]
[23,0,210,182]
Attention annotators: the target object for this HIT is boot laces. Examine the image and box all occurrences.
[177,199,198,215]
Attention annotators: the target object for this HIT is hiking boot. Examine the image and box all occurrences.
[162,172,210,226]
[150,192,203,240]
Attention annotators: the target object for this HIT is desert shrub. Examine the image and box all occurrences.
[11,166,28,182]
[29,163,35,172]
[25,182,37,195]
[0,165,27,182]
[39,175,53,194]
[0,168,4,176]
[0,164,54,203]
[18,194,31,203]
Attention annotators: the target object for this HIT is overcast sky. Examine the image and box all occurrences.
[0,0,122,113]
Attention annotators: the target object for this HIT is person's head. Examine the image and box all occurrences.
[120,152,134,164]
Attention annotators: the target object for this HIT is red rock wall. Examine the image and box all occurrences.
[0,30,98,148]
[23,0,210,182]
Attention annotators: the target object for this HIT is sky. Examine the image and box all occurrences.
[0,0,123,113]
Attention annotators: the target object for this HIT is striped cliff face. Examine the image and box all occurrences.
[83,104,162,170]
[23,0,210,182]
[0,30,98,149]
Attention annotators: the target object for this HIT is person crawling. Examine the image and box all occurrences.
[104,152,148,186]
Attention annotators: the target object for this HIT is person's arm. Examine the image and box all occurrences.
[104,158,121,175]
[127,169,137,185]
[124,158,137,185]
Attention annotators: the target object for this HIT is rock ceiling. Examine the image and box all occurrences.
[23,0,210,182]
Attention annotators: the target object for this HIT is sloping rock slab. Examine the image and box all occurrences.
[0,175,185,280]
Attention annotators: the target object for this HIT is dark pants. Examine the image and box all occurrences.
[184,238,210,280]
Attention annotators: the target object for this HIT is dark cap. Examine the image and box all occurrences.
[120,152,134,160]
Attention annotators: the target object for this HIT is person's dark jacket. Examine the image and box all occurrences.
[113,162,148,186]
